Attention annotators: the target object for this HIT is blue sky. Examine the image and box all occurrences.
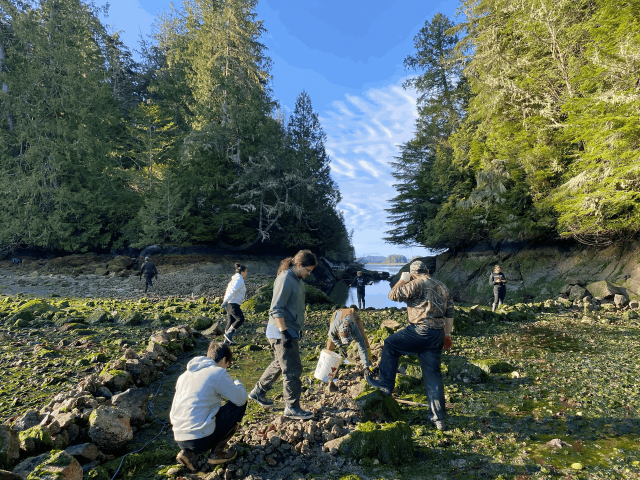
[102,0,460,259]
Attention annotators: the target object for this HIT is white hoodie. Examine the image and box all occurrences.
[223,273,246,305]
[170,356,247,441]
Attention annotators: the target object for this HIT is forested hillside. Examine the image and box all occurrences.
[386,1,640,250]
[0,0,354,262]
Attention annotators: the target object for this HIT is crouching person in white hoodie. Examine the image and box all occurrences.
[170,342,247,471]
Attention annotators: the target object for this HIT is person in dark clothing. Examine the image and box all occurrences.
[138,256,158,293]
[490,265,506,311]
[350,271,372,309]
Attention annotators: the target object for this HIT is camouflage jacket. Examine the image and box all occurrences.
[388,274,454,328]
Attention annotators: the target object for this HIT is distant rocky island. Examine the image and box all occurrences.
[356,255,408,264]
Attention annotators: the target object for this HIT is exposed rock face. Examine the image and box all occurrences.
[0,426,20,469]
[87,406,133,451]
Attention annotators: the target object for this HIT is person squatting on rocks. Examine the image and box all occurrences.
[366,260,454,431]
[221,263,248,345]
[326,305,373,376]
[138,256,158,293]
[490,264,507,312]
[350,271,372,309]
[171,342,247,471]
[248,249,317,420]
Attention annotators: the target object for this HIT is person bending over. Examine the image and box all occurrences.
[326,305,373,376]
[171,342,247,471]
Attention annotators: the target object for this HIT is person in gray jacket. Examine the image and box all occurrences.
[326,305,373,375]
[248,249,317,420]
[171,342,247,471]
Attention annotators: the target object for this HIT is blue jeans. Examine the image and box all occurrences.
[379,324,446,421]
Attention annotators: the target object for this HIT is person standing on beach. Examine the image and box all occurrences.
[350,271,372,309]
[221,263,248,345]
[490,265,507,311]
[248,250,317,420]
[138,256,158,294]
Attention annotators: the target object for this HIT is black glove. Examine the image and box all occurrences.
[338,347,348,358]
[280,329,294,349]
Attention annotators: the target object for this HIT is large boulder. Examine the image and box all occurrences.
[339,421,414,465]
[354,390,401,422]
[568,285,588,302]
[64,443,99,463]
[614,294,628,309]
[99,370,133,393]
[24,450,82,480]
[11,412,42,432]
[10,453,48,480]
[0,426,20,470]
[586,280,623,299]
[18,426,52,455]
[442,356,488,384]
[88,406,133,451]
[87,309,109,325]
[107,256,133,271]
[124,360,152,387]
[110,388,150,426]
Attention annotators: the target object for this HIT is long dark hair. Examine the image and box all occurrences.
[277,249,317,276]
[234,262,247,274]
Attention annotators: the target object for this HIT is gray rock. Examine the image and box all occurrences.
[88,406,133,451]
[10,453,48,480]
[23,451,82,480]
[630,300,639,310]
[0,426,20,470]
[0,469,22,480]
[124,359,152,387]
[614,294,628,308]
[111,388,150,427]
[202,322,225,337]
[87,309,109,325]
[65,443,99,462]
[12,411,42,432]
[568,285,587,302]
[95,387,113,399]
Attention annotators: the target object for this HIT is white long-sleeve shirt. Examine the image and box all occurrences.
[170,356,247,441]
[223,273,246,305]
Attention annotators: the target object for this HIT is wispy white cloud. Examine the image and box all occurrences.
[322,79,420,255]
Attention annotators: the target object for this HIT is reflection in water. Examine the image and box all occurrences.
[329,263,407,309]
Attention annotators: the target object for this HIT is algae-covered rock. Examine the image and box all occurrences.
[442,356,488,383]
[85,466,110,480]
[242,280,274,314]
[0,425,20,469]
[339,421,413,465]
[18,425,52,455]
[557,297,572,308]
[622,310,639,321]
[118,311,143,326]
[88,406,133,451]
[568,285,587,302]
[471,358,514,374]
[586,280,623,299]
[26,450,82,480]
[354,391,401,421]
[99,370,133,393]
[370,326,394,344]
[87,309,109,325]
[190,316,213,331]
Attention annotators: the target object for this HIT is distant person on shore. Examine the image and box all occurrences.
[350,271,372,309]
[138,256,158,294]
[326,304,373,376]
[248,249,317,420]
[171,342,247,471]
[221,263,248,345]
[490,265,507,311]
[366,260,454,431]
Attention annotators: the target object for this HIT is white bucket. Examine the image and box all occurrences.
[314,349,343,383]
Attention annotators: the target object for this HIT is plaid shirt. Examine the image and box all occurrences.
[388,274,454,328]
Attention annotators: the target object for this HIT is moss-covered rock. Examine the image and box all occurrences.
[471,358,514,374]
[442,356,488,383]
[354,390,402,421]
[339,421,413,465]
[242,280,274,314]
[370,326,394,344]
[0,425,20,469]
[190,316,213,331]
[18,425,52,454]
[87,309,109,324]
[99,370,133,392]
[85,466,110,480]
[118,311,144,326]
[26,450,82,480]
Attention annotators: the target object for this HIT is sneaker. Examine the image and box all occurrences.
[223,333,237,345]
[176,450,197,471]
[365,376,391,396]
[432,420,446,431]
[283,405,313,420]
[248,386,274,408]
[208,446,237,465]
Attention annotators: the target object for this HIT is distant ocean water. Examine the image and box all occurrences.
[329,263,406,309]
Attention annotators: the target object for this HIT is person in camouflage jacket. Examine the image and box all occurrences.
[367,260,454,431]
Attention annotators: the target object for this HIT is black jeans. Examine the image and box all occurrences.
[379,324,446,422]
[255,337,302,408]
[176,401,246,454]
[494,285,506,305]
[225,303,245,331]
[357,289,365,308]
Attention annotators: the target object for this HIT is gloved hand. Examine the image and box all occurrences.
[280,329,294,349]
[400,271,411,283]
[221,301,229,309]
[367,349,374,364]
[443,335,452,350]
[364,366,372,377]
[338,346,348,358]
